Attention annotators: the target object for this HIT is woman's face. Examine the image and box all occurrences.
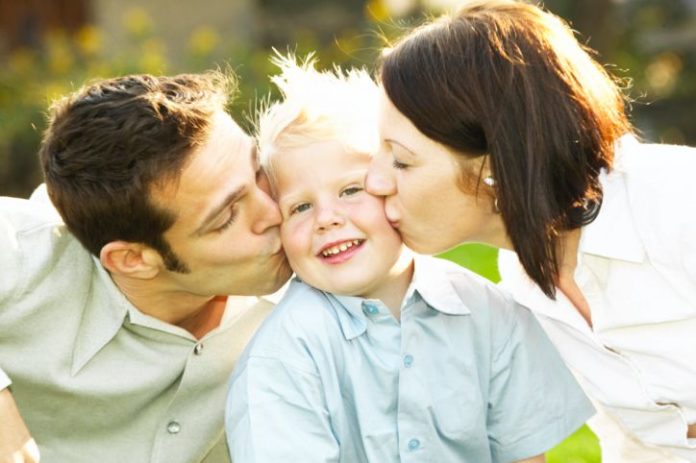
[366,88,507,254]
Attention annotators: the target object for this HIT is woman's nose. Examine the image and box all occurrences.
[366,155,396,196]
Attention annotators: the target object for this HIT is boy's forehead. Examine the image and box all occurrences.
[273,144,369,196]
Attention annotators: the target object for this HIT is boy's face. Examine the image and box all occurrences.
[276,139,404,298]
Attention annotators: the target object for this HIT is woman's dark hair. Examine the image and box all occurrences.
[380,0,632,297]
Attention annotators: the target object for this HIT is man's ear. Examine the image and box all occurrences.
[99,241,164,279]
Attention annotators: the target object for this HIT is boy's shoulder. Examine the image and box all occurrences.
[241,278,345,358]
[415,255,535,339]
[416,255,514,311]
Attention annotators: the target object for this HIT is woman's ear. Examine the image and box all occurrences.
[99,241,164,279]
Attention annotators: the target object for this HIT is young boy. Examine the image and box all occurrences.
[225,55,594,463]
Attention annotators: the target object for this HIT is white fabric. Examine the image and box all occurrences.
[499,137,696,462]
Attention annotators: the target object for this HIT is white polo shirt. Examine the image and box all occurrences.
[499,137,696,461]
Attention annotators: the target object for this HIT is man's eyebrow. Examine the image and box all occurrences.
[194,186,246,236]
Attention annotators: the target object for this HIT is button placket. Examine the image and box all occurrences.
[167,420,181,434]
[363,301,379,316]
[193,343,203,355]
[403,354,414,368]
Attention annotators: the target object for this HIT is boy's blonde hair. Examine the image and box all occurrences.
[256,52,380,192]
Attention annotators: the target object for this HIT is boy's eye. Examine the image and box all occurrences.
[341,186,363,197]
[290,202,311,215]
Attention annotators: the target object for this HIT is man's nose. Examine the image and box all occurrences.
[251,172,282,234]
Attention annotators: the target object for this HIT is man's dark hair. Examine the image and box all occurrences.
[39,71,236,272]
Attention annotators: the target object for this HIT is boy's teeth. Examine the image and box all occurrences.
[322,240,361,257]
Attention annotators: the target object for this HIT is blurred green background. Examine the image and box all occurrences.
[1,0,695,198]
[1,0,695,460]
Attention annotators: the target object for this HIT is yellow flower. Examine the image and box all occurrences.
[123,7,153,39]
[645,52,683,97]
[46,31,74,75]
[8,48,36,75]
[188,26,220,57]
[138,39,168,74]
[75,25,103,56]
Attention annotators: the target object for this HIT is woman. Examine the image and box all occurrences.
[365,1,696,462]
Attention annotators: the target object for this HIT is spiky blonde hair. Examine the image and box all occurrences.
[256,52,380,192]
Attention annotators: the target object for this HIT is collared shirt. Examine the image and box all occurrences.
[498,137,696,461]
[0,195,277,463]
[226,255,593,463]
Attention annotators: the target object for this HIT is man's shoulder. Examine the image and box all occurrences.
[0,195,63,231]
[0,195,91,302]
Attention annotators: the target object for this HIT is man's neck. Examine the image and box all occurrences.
[110,273,226,339]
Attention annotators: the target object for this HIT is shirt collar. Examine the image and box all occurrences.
[71,257,131,375]
[408,254,471,315]
[323,255,471,341]
[579,135,645,264]
[72,257,279,374]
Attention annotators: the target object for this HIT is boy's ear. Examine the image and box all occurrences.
[99,241,164,279]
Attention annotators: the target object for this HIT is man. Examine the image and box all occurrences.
[0,72,292,462]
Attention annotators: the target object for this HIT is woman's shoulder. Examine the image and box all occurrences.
[612,137,696,252]
[615,137,696,191]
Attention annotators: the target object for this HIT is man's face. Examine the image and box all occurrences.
[153,111,291,297]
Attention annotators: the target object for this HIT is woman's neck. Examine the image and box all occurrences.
[555,229,593,326]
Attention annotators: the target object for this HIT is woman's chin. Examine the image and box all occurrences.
[404,235,459,256]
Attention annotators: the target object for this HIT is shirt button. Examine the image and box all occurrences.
[363,302,379,315]
[167,421,181,434]
[407,438,420,451]
[193,343,204,355]
[403,354,414,368]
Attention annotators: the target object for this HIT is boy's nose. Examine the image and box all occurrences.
[315,205,345,232]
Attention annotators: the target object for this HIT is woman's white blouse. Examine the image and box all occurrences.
[499,136,696,461]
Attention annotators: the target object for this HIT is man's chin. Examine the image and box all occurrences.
[263,261,293,294]
[241,260,293,297]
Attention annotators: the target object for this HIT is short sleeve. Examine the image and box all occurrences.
[487,304,594,462]
[0,368,11,390]
[0,202,23,305]
[226,355,339,463]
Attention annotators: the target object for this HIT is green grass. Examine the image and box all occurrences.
[437,243,601,462]
[547,425,601,462]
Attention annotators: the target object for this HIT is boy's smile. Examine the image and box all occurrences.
[318,239,365,262]
[275,139,410,301]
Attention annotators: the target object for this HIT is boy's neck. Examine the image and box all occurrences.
[368,248,414,319]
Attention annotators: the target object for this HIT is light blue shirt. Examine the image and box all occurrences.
[226,255,593,462]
